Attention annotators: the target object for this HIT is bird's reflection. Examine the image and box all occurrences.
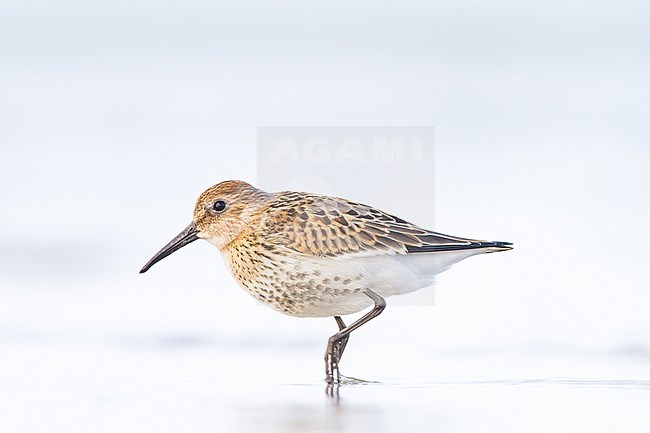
[326,382,341,401]
[235,380,383,433]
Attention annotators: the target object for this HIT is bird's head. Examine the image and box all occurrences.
[140,180,268,273]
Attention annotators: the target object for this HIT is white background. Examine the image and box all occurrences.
[1,1,649,432]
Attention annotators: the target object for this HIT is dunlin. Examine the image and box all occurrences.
[140,180,512,383]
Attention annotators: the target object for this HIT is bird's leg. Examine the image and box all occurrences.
[324,316,350,386]
[334,316,350,360]
[325,289,386,384]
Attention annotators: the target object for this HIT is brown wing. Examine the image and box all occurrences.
[261,192,507,258]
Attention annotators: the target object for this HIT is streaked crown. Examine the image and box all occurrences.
[193,180,270,249]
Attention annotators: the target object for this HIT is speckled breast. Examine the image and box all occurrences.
[220,243,371,318]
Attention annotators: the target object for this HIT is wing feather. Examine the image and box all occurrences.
[261,193,510,258]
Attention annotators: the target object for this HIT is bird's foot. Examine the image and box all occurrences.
[325,352,341,384]
[325,335,346,384]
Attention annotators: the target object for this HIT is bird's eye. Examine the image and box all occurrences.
[212,200,227,213]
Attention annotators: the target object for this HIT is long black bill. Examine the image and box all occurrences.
[140,223,199,274]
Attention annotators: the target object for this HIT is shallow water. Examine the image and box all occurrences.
[3,322,650,433]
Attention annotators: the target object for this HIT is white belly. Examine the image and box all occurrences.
[220,247,491,318]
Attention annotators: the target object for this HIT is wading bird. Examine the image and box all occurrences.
[140,180,512,383]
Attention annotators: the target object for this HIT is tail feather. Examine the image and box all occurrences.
[406,240,513,254]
